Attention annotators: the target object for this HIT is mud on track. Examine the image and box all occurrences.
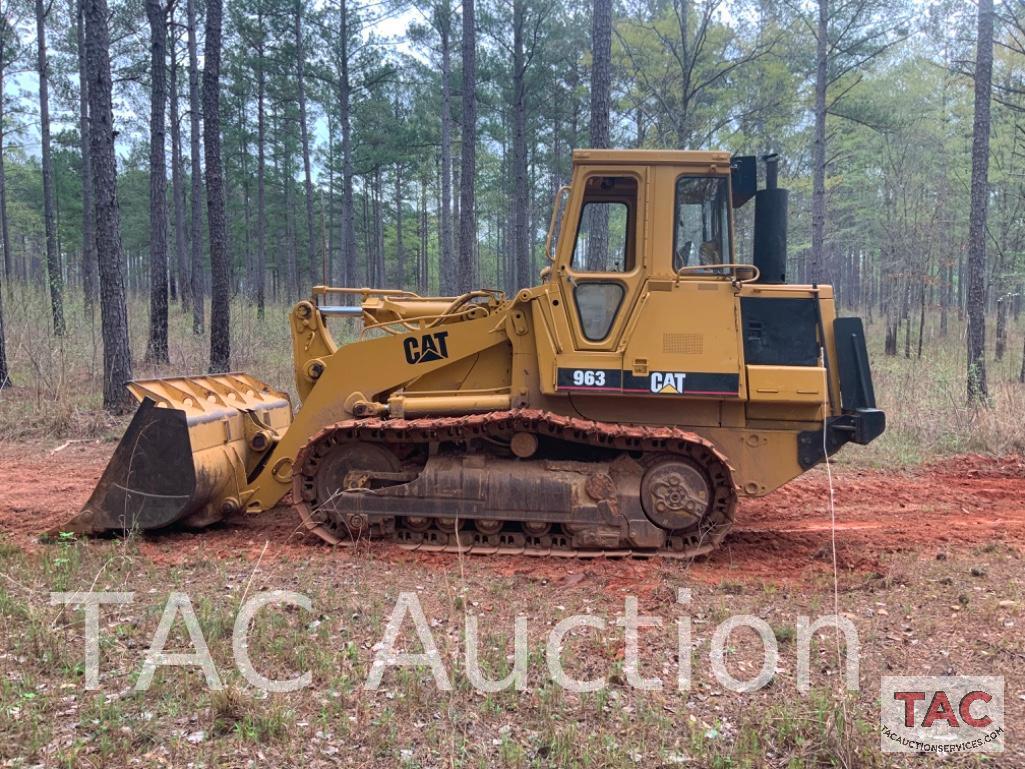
[1,441,1023,584]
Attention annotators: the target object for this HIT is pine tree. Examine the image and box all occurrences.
[168,13,189,313]
[458,0,477,292]
[145,0,170,363]
[589,0,611,148]
[35,0,64,336]
[204,0,230,372]
[966,0,993,403]
[187,0,205,334]
[84,0,133,412]
[74,0,98,319]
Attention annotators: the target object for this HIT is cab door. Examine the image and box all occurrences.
[621,167,745,402]
[550,167,648,395]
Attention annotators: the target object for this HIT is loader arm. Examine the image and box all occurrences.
[242,302,512,513]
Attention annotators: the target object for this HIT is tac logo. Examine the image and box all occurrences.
[649,371,686,394]
[403,331,450,365]
[880,676,1004,753]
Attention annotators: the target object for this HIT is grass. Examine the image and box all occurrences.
[1,285,1024,766]
[2,534,1019,766]
[861,312,1025,465]
[0,285,300,440]
[2,283,1025,466]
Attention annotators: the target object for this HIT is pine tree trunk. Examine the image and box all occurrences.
[364,182,373,285]
[187,0,204,334]
[883,269,898,356]
[589,0,611,148]
[169,25,189,314]
[395,161,405,286]
[810,0,828,284]
[372,168,383,287]
[0,89,10,285]
[458,0,477,293]
[145,0,169,364]
[203,0,230,373]
[0,35,6,385]
[256,15,267,316]
[453,111,461,269]
[438,2,455,293]
[84,0,133,412]
[1019,334,1025,384]
[966,0,993,403]
[916,284,926,358]
[995,297,1006,360]
[501,133,512,292]
[586,0,612,270]
[376,173,385,285]
[338,0,356,290]
[0,268,7,387]
[419,173,428,292]
[284,156,299,298]
[238,96,253,288]
[512,0,529,291]
[294,0,317,294]
[903,284,911,359]
[326,119,335,281]
[35,0,65,337]
[74,0,98,319]
[939,261,949,337]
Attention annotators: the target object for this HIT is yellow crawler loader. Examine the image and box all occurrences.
[59,150,885,557]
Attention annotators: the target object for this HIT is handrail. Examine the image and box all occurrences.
[674,263,760,285]
[312,285,422,299]
[312,286,505,331]
[545,185,571,262]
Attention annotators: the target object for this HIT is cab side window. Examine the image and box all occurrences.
[570,176,637,273]
[673,176,731,271]
[574,282,625,341]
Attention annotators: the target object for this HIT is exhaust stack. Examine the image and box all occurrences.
[753,153,788,284]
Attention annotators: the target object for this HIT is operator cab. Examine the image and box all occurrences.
[547,150,740,357]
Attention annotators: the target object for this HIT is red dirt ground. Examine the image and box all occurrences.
[2,441,1024,584]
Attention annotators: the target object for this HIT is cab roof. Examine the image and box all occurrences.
[571,148,733,168]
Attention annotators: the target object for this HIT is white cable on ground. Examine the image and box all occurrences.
[820,347,842,633]
[822,348,851,751]
[823,414,841,655]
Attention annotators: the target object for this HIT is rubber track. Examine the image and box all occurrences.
[292,409,738,559]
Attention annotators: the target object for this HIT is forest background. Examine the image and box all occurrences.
[0,0,1023,461]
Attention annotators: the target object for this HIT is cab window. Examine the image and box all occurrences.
[574,282,625,341]
[571,175,637,272]
[673,176,730,270]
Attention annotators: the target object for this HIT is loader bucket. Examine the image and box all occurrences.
[52,373,292,536]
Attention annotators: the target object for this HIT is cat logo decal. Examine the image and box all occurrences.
[403,331,450,364]
[649,371,686,394]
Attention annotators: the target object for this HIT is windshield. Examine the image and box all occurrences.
[673,176,731,270]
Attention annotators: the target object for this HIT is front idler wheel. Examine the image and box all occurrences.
[640,457,712,533]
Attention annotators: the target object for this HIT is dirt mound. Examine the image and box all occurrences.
[2,441,1023,584]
